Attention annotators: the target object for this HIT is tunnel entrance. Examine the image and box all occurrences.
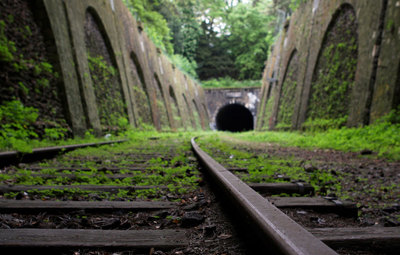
[216,104,254,132]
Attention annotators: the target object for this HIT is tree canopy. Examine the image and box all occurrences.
[122,0,301,83]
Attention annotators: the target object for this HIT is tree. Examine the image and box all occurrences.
[123,0,173,54]
[226,0,275,79]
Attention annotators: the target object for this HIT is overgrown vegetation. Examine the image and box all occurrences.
[235,108,400,161]
[121,0,301,83]
[197,134,341,196]
[276,51,298,129]
[201,77,261,89]
[1,132,203,201]
[87,54,128,133]
[306,6,358,125]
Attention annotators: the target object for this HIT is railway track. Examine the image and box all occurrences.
[0,135,398,254]
[0,136,254,255]
[192,136,400,255]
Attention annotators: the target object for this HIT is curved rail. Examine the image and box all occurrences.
[191,137,337,255]
[0,140,127,167]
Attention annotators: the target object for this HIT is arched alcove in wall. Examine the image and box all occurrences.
[153,73,170,129]
[202,104,209,122]
[216,103,254,132]
[182,94,196,129]
[130,51,152,125]
[394,61,400,110]
[0,0,69,133]
[84,7,127,131]
[169,86,182,128]
[277,50,299,129]
[192,99,202,130]
[306,4,358,125]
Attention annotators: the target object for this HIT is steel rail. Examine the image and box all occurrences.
[191,137,337,255]
[0,140,127,167]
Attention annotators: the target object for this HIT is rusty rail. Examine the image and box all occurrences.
[191,137,337,255]
[0,140,127,167]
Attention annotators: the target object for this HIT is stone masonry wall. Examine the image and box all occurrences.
[257,0,399,130]
[27,0,208,135]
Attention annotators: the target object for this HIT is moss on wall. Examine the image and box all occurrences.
[169,86,182,129]
[85,8,128,133]
[276,50,299,129]
[0,0,69,137]
[192,100,201,130]
[261,92,275,131]
[130,52,152,126]
[306,4,358,129]
[154,74,170,130]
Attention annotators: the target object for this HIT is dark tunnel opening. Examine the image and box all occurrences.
[216,104,254,132]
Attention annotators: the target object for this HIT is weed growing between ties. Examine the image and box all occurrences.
[196,122,399,220]
[0,132,205,201]
[197,134,342,196]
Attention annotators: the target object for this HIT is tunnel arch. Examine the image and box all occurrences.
[216,103,254,132]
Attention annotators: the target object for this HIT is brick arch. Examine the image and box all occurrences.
[276,49,299,129]
[84,6,127,132]
[306,3,358,127]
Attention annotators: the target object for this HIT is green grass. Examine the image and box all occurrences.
[201,77,261,89]
[1,131,206,201]
[234,121,400,161]
[197,135,342,196]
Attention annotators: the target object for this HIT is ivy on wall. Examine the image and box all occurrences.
[305,5,358,130]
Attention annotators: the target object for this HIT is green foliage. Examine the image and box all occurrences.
[122,0,173,54]
[1,132,203,200]
[277,52,298,126]
[301,116,348,131]
[0,100,38,152]
[260,92,275,131]
[307,8,357,122]
[197,134,340,196]
[169,54,198,78]
[87,53,127,132]
[0,20,16,62]
[44,127,68,141]
[122,0,275,81]
[234,110,400,161]
[201,77,261,88]
[226,1,275,79]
